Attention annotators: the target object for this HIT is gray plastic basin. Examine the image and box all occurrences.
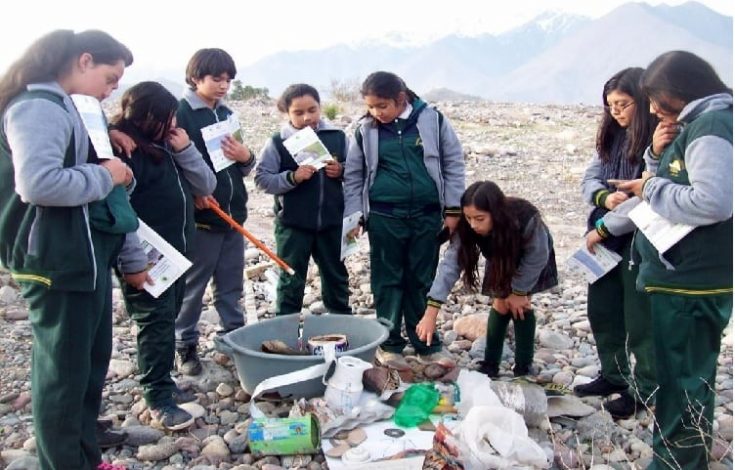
[214,314,390,399]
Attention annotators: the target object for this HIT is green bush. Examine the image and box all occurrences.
[230,80,269,101]
[323,102,340,120]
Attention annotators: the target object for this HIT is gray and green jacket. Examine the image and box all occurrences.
[0,82,139,290]
[176,89,255,231]
[119,142,216,272]
[581,132,643,240]
[343,99,465,221]
[635,93,733,295]
[255,119,347,231]
[428,204,557,303]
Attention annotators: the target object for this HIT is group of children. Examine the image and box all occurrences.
[0,27,730,470]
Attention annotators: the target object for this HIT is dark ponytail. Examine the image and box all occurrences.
[642,50,732,113]
[110,81,178,162]
[0,29,133,112]
[360,71,419,103]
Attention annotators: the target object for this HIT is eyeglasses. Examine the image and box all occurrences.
[605,101,635,113]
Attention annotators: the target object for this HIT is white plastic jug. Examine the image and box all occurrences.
[323,356,372,414]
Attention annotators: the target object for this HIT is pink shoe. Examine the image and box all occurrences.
[97,463,127,470]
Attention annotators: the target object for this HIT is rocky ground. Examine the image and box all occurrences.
[0,98,731,469]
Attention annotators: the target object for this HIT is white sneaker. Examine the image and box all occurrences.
[375,347,411,370]
[418,349,456,368]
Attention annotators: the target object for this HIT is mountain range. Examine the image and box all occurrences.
[232,1,732,104]
[123,2,732,104]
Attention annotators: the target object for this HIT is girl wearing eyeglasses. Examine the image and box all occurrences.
[574,68,657,420]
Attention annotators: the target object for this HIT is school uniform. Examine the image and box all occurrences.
[343,99,465,355]
[634,93,732,470]
[174,89,256,349]
[255,119,350,315]
[119,141,215,407]
[0,83,138,469]
[580,132,657,402]
[428,199,557,372]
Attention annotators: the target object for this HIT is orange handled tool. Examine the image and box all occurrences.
[209,204,295,275]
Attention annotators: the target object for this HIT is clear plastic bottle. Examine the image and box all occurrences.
[393,383,440,427]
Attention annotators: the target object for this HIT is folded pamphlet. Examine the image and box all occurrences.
[71,94,116,159]
[628,201,695,254]
[282,126,333,170]
[136,219,193,298]
[201,113,243,172]
[566,243,622,283]
[340,211,362,260]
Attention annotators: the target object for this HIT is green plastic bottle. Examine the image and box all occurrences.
[393,383,440,427]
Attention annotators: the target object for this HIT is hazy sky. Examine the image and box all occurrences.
[0,0,732,79]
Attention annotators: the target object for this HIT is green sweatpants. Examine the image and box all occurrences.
[274,221,350,315]
[648,293,732,470]
[367,212,442,355]
[22,229,123,470]
[121,277,185,408]
[485,307,536,369]
[588,242,657,400]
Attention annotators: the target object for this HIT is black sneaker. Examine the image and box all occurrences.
[95,421,127,449]
[150,404,194,431]
[175,344,202,376]
[477,360,499,378]
[604,391,640,419]
[573,375,628,397]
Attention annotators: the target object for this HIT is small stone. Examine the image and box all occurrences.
[6,456,40,470]
[178,402,206,420]
[576,364,599,378]
[213,352,231,366]
[309,301,327,314]
[3,307,28,321]
[201,435,230,461]
[219,410,239,425]
[227,434,249,454]
[469,336,486,359]
[121,425,165,446]
[452,313,488,341]
[22,436,36,451]
[539,330,574,349]
[448,339,472,352]
[717,415,733,441]
[12,392,31,411]
[108,359,136,378]
[552,371,574,386]
[175,436,201,455]
[137,442,179,461]
[282,455,312,468]
[606,448,628,462]
[234,389,251,402]
[217,382,234,397]
[0,285,18,304]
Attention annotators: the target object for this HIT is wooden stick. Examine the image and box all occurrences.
[209,204,295,275]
